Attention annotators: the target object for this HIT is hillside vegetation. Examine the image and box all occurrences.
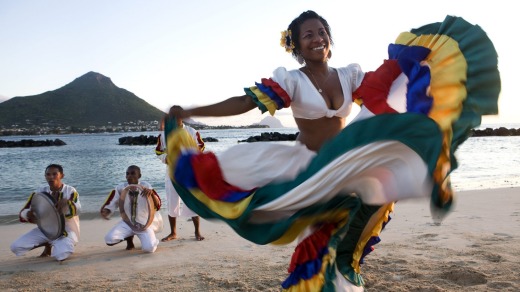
[0,72,165,128]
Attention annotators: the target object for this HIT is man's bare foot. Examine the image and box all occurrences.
[195,232,205,241]
[125,236,135,250]
[39,243,52,257]
[161,234,177,242]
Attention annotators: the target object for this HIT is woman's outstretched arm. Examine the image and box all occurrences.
[170,95,257,119]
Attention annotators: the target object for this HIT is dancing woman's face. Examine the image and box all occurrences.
[297,18,331,63]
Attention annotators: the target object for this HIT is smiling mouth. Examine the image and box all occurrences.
[312,45,325,51]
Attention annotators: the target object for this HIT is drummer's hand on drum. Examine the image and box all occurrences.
[27,210,37,223]
[141,188,153,198]
[100,208,111,220]
[55,198,69,214]
[142,188,160,208]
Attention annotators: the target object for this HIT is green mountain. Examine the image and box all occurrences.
[0,72,166,128]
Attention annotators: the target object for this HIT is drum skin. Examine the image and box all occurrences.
[32,192,65,240]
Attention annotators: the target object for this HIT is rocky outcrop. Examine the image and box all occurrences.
[471,127,520,137]
[239,132,298,143]
[237,128,520,143]
[119,135,158,145]
[0,139,66,148]
[203,137,219,142]
[119,135,219,145]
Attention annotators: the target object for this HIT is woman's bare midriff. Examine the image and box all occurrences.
[295,116,346,152]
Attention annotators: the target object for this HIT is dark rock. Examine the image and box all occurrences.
[0,138,67,148]
[239,132,299,143]
[203,137,219,142]
[53,139,67,146]
[118,135,158,145]
[237,128,520,142]
[470,127,520,137]
[118,135,219,145]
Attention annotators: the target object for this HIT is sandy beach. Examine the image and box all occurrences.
[1,187,519,291]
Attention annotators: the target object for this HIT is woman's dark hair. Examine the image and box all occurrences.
[287,10,333,59]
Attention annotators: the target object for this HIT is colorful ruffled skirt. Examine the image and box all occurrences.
[165,16,500,291]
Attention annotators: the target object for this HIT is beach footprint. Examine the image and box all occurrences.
[416,233,439,241]
[439,266,487,286]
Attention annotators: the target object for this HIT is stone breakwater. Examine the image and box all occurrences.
[238,128,520,143]
[0,139,66,148]
[118,135,158,145]
[116,127,520,146]
[118,135,219,145]
[471,127,520,136]
[238,132,299,143]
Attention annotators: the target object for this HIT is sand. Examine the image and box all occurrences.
[0,187,519,291]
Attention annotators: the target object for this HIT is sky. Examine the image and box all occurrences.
[1,0,518,127]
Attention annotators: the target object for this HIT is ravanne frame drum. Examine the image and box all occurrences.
[32,192,65,240]
[119,184,155,232]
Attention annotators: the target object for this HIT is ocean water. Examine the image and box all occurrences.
[1,125,519,222]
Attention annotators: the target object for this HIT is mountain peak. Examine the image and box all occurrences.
[64,71,116,89]
[256,116,284,128]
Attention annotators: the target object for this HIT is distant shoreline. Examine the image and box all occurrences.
[2,126,520,140]
[0,123,270,137]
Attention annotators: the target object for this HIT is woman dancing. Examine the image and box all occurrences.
[166,10,500,291]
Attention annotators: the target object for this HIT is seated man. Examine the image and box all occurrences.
[11,164,81,262]
[100,165,162,253]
